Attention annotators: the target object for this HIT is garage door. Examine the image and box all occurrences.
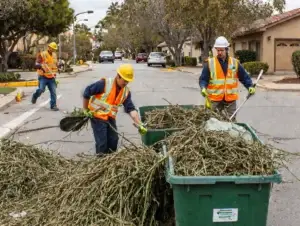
[275,39,300,71]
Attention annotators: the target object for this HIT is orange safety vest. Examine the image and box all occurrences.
[37,51,58,79]
[88,77,129,120]
[207,56,239,102]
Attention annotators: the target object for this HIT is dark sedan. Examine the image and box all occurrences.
[99,51,114,63]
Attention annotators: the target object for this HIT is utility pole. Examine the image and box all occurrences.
[72,10,94,65]
[58,34,62,60]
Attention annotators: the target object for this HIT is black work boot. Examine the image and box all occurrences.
[31,96,37,104]
[51,106,59,111]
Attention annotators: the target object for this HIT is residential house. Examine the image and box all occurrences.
[231,8,300,73]
[13,33,49,54]
[157,38,202,63]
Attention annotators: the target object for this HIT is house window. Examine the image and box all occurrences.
[256,42,261,60]
[277,43,287,46]
[242,42,247,50]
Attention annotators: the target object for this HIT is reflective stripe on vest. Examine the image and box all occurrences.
[37,51,58,78]
[207,57,239,102]
[88,78,129,120]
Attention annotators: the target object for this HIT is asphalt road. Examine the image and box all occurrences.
[0,59,299,225]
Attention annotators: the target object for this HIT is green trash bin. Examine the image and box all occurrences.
[138,104,201,146]
[162,123,282,226]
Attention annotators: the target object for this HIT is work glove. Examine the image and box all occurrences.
[201,88,208,97]
[205,97,211,109]
[248,87,256,95]
[83,109,93,118]
[55,79,59,87]
[138,123,148,135]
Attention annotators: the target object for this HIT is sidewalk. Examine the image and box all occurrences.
[256,75,300,91]
[0,88,23,110]
[177,66,300,92]
[17,63,93,80]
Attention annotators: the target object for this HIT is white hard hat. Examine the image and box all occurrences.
[214,36,229,48]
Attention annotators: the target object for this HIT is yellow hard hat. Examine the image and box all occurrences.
[117,64,134,82]
[48,42,58,50]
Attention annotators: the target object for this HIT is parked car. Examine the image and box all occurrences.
[99,50,114,63]
[147,52,166,67]
[114,51,123,60]
[136,53,148,63]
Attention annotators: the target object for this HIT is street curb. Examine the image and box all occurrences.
[0,80,38,87]
[0,88,23,111]
[256,84,300,92]
[58,67,92,79]
[176,68,199,75]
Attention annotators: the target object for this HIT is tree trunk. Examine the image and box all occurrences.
[202,40,209,59]
[3,52,11,71]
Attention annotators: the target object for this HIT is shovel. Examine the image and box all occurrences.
[229,69,263,120]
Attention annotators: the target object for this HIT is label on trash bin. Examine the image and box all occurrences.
[213,208,238,222]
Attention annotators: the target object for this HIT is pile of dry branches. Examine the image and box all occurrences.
[165,125,287,177]
[0,139,174,226]
[144,105,229,129]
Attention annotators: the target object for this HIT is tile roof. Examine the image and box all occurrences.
[232,8,300,38]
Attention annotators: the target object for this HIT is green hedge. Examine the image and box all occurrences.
[184,56,197,66]
[292,50,300,78]
[0,72,21,82]
[235,50,256,64]
[242,61,269,76]
[20,54,36,71]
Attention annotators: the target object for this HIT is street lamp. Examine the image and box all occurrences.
[59,19,88,59]
[73,10,94,65]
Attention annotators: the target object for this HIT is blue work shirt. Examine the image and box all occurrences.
[199,57,253,89]
[83,79,137,114]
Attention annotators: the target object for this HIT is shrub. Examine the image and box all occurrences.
[184,56,197,66]
[166,60,175,67]
[0,72,21,82]
[242,61,269,76]
[19,54,36,71]
[166,56,175,67]
[292,50,300,78]
[235,50,256,63]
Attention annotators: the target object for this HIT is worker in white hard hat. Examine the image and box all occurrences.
[32,42,59,111]
[199,36,255,120]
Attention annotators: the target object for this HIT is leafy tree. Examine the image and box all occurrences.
[146,0,192,66]
[179,0,286,59]
[99,1,162,59]
[0,0,74,70]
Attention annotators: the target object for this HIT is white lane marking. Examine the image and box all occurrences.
[0,94,62,138]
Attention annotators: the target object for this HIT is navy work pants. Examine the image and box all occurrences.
[32,76,57,108]
[90,117,119,155]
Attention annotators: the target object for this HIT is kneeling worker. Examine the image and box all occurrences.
[82,64,147,155]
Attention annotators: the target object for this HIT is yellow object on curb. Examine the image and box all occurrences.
[15,92,22,102]
[0,80,39,87]
[160,68,175,72]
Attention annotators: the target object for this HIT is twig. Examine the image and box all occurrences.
[15,125,60,134]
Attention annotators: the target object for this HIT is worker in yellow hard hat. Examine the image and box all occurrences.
[82,63,147,155]
[32,42,60,111]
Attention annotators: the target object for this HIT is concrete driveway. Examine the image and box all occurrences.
[0,60,299,225]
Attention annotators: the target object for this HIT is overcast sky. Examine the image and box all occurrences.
[69,0,123,28]
[69,0,300,29]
